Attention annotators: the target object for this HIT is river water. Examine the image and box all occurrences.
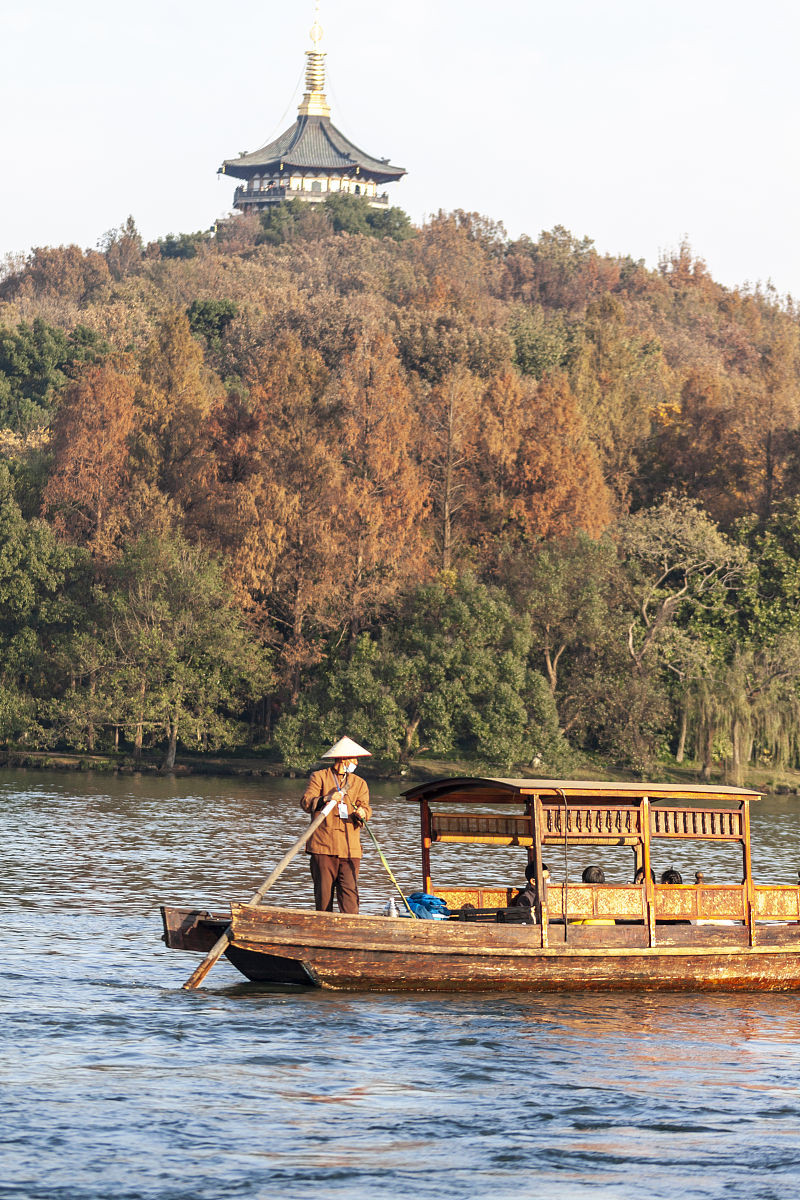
[3,768,800,1199]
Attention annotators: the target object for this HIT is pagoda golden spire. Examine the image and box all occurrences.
[298,0,331,118]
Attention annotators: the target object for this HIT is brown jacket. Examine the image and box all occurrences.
[301,768,372,859]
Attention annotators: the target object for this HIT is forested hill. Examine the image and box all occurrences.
[1,197,800,781]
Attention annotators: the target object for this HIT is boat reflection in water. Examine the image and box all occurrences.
[162,777,800,991]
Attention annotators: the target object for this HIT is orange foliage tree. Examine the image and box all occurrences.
[324,332,431,639]
[43,360,136,559]
[131,311,221,530]
[471,370,612,566]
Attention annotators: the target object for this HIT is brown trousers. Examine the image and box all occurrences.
[309,853,360,914]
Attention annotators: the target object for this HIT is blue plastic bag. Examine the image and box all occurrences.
[406,892,451,920]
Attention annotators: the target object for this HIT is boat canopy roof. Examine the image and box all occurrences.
[403,777,763,805]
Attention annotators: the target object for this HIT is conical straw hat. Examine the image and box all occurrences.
[322,736,372,759]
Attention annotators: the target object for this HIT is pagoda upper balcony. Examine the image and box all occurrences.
[233,183,390,211]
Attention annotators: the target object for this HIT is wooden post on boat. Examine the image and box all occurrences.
[181,795,339,991]
[528,794,548,949]
[641,796,656,948]
[742,797,756,947]
[558,789,569,943]
[420,798,433,894]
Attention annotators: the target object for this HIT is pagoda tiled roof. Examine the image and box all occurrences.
[221,115,405,182]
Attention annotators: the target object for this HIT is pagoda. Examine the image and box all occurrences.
[219,4,406,213]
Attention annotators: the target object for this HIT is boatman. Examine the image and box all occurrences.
[301,736,372,914]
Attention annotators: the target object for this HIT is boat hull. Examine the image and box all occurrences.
[161,904,800,992]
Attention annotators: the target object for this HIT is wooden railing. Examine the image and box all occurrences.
[650,807,743,840]
[540,804,642,843]
[431,812,533,846]
[431,805,747,848]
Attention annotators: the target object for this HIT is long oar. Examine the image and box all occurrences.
[363,821,417,918]
[182,795,339,991]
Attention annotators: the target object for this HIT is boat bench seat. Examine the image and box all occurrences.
[436,887,517,909]
[547,883,646,922]
[434,884,798,925]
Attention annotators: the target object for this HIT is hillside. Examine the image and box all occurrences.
[1,196,799,782]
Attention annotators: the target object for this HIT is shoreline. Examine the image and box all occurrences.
[1,748,799,795]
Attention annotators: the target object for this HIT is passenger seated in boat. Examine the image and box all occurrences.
[573,865,615,925]
[633,867,656,884]
[582,865,605,884]
[510,861,549,908]
[661,868,683,884]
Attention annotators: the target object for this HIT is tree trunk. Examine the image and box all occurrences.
[162,719,178,771]
[133,677,146,762]
[730,716,743,788]
[290,586,304,705]
[402,714,421,759]
[441,461,453,572]
[675,705,688,764]
[87,672,96,752]
[763,426,774,523]
[700,723,715,781]
[440,391,457,571]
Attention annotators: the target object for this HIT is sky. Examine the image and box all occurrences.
[3,0,800,295]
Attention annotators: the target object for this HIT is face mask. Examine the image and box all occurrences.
[344,762,356,774]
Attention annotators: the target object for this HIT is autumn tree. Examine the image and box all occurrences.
[523,373,613,535]
[198,334,337,704]
[502,226,617,312]
[132,311,221,529]
[323,332,430,639]
[752,319,800,521]
[100,217,144,281]
[638,369,746,525]
[569,294,669,505]
[0,245,110,305]
[43,360,136,559]
[425,368,481,570]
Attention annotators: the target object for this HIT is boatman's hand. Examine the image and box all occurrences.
[351,806,367,827]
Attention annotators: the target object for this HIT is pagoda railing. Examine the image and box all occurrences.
[234,186,390,207]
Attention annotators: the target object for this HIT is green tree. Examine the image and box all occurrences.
[157,231,210,259]
[105,535,271,768]
[257,199,311,245]
[617,496,746,675]
[0,320,107,431]
[276,575,570,772]
[187,299,239,354]
[0,464,82,743]
[508,304,569,379]
[366,204,413,242]
[503,533,621,697]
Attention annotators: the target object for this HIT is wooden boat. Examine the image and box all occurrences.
[161,776,800,991]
